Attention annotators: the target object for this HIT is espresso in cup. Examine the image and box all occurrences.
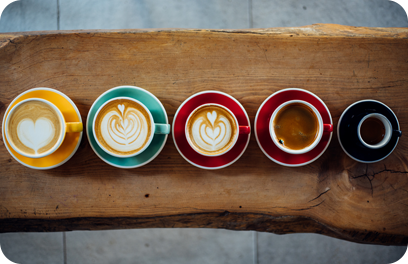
[7,100,62,156]
[186,104,238,156]
[269,100,331,155]
[273,103,319,150]
[360,117,385,145]
[94,98,153,157]
[357,113,392,149]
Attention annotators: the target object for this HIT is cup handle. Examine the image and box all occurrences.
[239,126,250,134]
[66,122,83,132]
[393,130,402,137]
[155,124,171,134]
[323,124,333,132]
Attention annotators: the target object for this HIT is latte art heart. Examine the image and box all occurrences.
[96,99,152,156]
[191,110,232,152]
[7,100,62,156]
[17,117,55,154]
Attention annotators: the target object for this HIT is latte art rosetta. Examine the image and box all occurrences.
[191,110,233,152]
[99,102,150,154]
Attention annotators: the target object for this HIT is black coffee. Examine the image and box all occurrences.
[360,117,385,145]
[273,103,318,150]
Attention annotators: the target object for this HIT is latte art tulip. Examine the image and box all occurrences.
[191,110,233,153]
[99,103,150,154]
[108,111,142,144]
[186,104,239,156]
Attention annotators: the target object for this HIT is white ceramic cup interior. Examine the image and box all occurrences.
[92,96,155,158]
[185,103,239,157]
[357,113,392,149]
[5,98,66,159]
[269,100,323,155]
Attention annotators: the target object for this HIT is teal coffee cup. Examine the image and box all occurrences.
[87,86,170,168]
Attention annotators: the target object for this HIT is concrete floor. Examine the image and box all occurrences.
[0,0,407,263]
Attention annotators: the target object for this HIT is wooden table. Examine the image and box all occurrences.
[0,24,407,245]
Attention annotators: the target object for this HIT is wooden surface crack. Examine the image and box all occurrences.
[308,188,331,203]
[291,200,325,211]
[351,165,408,197]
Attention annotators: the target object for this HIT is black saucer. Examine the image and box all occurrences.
[337,100,401,163]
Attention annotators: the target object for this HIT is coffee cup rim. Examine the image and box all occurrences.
[5,97,66,159]
[357,113,392,149]
[92,96,155,158]
[185,103,239,157]
[269,100,323,155]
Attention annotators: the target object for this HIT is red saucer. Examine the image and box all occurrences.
[173,91,251,169]
[255,88,333,167]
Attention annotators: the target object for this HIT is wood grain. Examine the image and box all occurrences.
[0,24,407,245]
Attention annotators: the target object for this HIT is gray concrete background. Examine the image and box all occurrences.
[0,0,407,263]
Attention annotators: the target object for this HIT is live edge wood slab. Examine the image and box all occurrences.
[0,24,407,245]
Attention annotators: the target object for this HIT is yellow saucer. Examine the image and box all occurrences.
[2,88,82,169]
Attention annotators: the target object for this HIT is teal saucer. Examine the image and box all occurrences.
[86,86,169,168]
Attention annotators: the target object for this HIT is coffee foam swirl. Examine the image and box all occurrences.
[188,106,236,155]
[7,100,61,155]
[95,99,152,155]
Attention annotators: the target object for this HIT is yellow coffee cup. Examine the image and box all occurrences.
[5,98,83,159]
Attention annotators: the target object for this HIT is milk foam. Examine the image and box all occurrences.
[7,100,61,155]
[17,117,55,154]
[100,104,149,153]
[191,110,232,152]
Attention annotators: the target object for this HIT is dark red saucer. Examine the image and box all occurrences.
[255,88,333,167]
[173,91,251,169]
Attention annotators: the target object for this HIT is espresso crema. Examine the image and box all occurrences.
[7,100,62,155]
[273,103,318,150]
[94,99,152,156]
[187,105,237,155]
